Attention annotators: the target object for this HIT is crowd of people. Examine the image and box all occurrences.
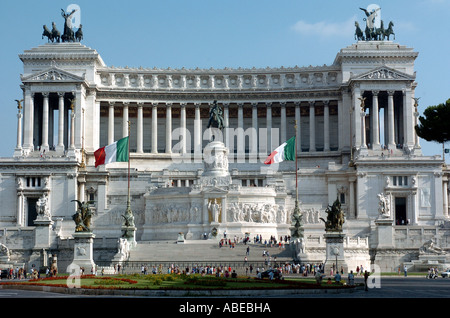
[0,266,36,280]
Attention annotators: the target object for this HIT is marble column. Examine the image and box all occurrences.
[16,109,23,151]
[194,103,201,155]
[280,102,286,143]
[108,101,115,145]
[165,103,172,153]
[23,90,35,152]
[137,102,144,153]
[352,87,362,149]
[122,102,129,138]
[70,104,75,150]
[295,102,301,154]
[152,103,158,153]
[180,103,186,154]
[266,102,272,151]
[78,177,86,202]
[371,91,380,149]
[323,100,330,151]
[223,103,229,147]
[387,91,396,150]
[251,102,258,157]
[402,89,414,150]
[309,101,316,152]
[349,177,356,219]
[237,103,244,156]
[361,111,367,149]
[57,92,65,151]
[41,92,50,151]
[16,189,24,227]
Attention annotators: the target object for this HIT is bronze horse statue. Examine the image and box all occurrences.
[320,198,345,232]
[207,100,224,130]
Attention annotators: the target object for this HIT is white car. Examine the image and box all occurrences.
[441,269,450,278]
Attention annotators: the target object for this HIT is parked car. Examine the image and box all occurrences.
[441,269,450,278]
[260,269,283,280]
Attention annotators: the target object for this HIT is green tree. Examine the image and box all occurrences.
[415,99,450,157]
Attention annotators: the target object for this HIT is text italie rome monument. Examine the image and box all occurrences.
[0,5,449,274]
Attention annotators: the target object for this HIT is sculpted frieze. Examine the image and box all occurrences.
[227,202,290,224]
[148,203,202,224]
[352,67,415,82]
[21,67,85,83]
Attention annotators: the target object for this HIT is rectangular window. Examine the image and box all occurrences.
[339,193,346,204]
[391,176,409,187]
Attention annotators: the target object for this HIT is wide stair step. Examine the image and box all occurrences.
[116,240,295,274]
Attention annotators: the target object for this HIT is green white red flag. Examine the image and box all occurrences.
[94,136,129,167]
[264,136,295,164]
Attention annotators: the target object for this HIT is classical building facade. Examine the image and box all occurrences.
[1,39,449,271]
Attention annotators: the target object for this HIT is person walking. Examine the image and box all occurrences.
[364,270,369,291]
[348,270,355,286]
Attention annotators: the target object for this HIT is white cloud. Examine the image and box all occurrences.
[291,15,357,38]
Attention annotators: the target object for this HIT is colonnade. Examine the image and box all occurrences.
[355,89,417,151]
[100,100,341,156]
[20,90,74,153]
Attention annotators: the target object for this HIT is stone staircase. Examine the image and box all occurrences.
[128,240,294,262]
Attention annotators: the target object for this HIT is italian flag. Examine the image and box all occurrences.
[264,136,295,164]
[94,137,129,167]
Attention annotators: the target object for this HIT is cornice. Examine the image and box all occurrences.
[94,88,342,103]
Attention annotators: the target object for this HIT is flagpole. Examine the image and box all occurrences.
[291,120,303,241]
[127,120,131,209]
[295,121,298,203]
[122,120,136,246]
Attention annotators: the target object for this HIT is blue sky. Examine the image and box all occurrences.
[0,0,449,160]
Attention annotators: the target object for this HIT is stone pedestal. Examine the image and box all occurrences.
[34,218,54,248]
[66,232,96,273]
[121,226,137,248]
[323,232,348,275]
[375,218,394,248]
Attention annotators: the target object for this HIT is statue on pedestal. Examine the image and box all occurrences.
[208,199,221,223]
[320,198,345,232]
[71,200,94,232]
[36,193,51,219]
[377,193,391,219]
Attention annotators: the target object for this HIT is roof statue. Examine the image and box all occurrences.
[355,6,395,41]
[42,8,83,43]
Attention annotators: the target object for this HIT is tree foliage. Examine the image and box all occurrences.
[415,99,450,144]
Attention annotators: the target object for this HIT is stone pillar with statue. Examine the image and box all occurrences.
[66,200,96,273]
[320,198,349,275]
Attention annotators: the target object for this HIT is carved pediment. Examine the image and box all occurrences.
[351,66,415,81]
[21,67,85,83]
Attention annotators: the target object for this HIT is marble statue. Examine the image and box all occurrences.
[377,193,391,218]
[36,193,51,218]
[208,199,221,223]
[419,239,445,255]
